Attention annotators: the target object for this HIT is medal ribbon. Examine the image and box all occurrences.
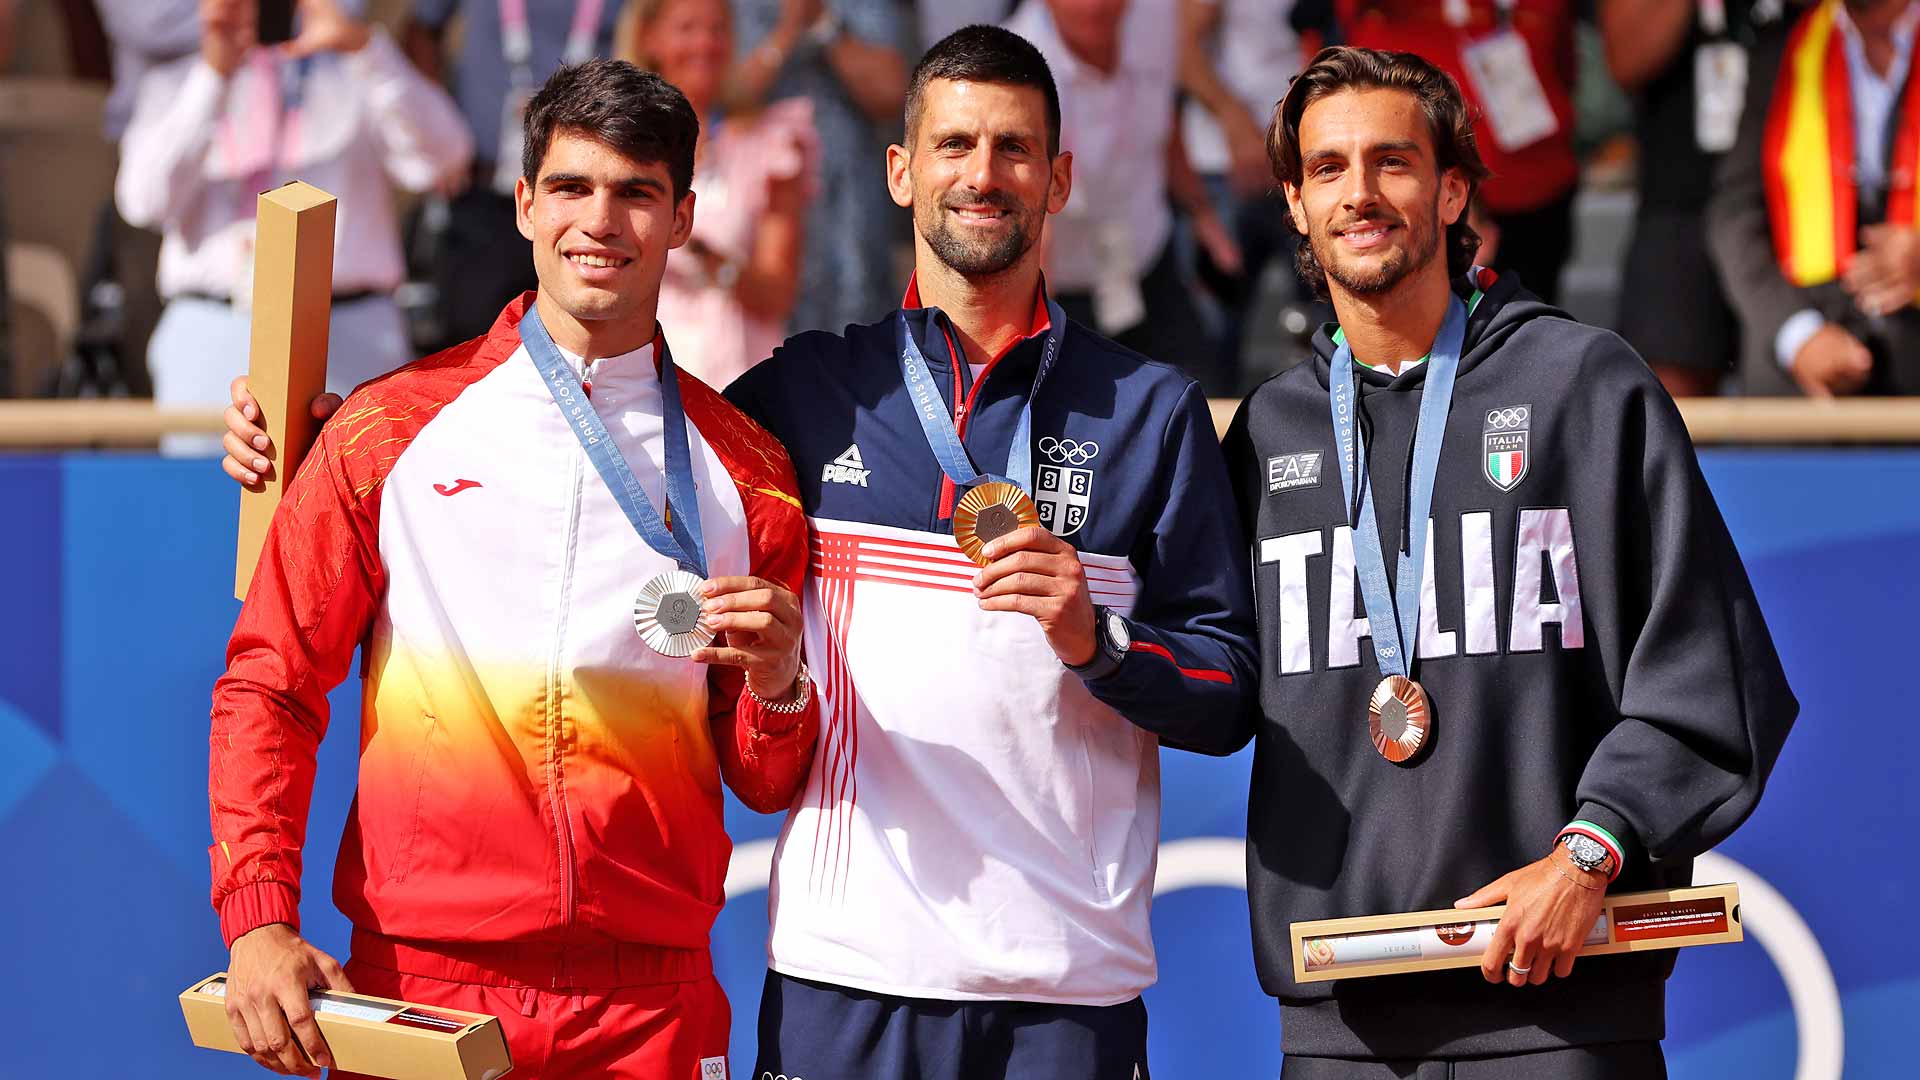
[1326,296,1467,680]
[895,297,1068,495]
[1701,0,1727,36]
[522,305,707,578]
[500,0,606,83]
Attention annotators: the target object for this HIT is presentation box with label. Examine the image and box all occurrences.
[180,973,512,1079]
[1290,883,1742,983]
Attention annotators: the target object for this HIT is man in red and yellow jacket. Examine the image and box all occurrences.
[208,60,818,1078]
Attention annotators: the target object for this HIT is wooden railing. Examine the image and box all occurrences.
[0,398,1917,449]
[1205,397,1920,445]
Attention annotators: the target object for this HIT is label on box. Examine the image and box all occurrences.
[199,980,399,1023]
[1612,898,1730,942]
[386,1007,469,1032]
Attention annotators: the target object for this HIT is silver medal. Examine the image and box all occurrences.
[633,569,715,657]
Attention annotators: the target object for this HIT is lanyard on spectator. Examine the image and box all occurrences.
[1451,0,1515,27]
[894,300,1066,495]
[521,305,708,577]
[1702,0,1728,36]
[226,54,313,222]
[1325,295,1466,680]
[500,0,606,84]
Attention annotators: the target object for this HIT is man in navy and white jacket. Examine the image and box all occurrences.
[726,24,1256,1080]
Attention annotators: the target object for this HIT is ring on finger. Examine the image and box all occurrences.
[1506,959,1532,976]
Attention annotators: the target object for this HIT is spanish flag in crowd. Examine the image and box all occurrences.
[1765,0,1920,287]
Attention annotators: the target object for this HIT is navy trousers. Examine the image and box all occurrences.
[754,970,1151,1080]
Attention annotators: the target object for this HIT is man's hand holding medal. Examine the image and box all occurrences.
[971,522,1100,668]
[697,575,807,703]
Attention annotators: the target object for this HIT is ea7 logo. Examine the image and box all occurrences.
[1483,405,1531,492]
[1267,451,1322,494]
[822,444,870,487]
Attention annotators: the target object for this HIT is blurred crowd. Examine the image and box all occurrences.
[2,0,1917,433]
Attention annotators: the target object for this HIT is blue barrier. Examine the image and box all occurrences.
[1,449,1912,1078]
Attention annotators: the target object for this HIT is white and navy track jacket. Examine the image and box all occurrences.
[724,280,1258,1005]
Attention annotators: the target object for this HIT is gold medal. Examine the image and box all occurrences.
[953,481,1040,565]
[1368,675,1432,763]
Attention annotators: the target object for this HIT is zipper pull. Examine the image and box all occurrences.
[954,401,968,423]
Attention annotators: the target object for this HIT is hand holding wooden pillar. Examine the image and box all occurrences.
[234,181,336,600]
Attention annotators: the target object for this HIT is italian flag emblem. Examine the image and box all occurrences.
[1482,406,1532,491]
[1488,448,1526,487]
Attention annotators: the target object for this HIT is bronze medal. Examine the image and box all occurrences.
[953,481,1040,565]
[1368,675,1431,763]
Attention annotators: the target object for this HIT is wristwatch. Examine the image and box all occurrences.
[747,662,812,714]
[1068,606,1131,680]
[1558,832,1617,878]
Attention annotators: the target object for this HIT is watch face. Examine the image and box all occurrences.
[1105,611,1131,651]
[1565,834,1606,869]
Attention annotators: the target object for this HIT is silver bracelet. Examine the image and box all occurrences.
[748,662,811,714]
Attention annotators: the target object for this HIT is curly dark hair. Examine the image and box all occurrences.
[522,59,699,198]
[1267,46,1490,299]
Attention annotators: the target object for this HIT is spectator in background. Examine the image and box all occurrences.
[1178,0,1304,386]
[0,0,11,392]
[630,0,817,388]
[730,0,908,334]
[95,0,202,140]
[1340,0,1582,305]
[1709,0,1920,396]
[404,0,624,348]
[117,0,471,454]
[1005,0,1240,392]
[1604,0,1786,398]
[918,0,1016,50]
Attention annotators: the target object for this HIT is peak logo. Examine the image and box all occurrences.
[822,444,870,487]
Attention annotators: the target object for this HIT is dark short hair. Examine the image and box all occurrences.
[522,59,699,198]
[1268,46,1490,297]
[905,25,1061,157]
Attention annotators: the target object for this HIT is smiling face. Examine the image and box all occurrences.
[888,77,1071,279]
[515,129,694,346]
[1284,88,1467,301]
[635,0,731,112]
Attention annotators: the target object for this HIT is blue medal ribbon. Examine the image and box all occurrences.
[522,305,707,578]
[1326,296,1467,680]
[895,296,1068,496]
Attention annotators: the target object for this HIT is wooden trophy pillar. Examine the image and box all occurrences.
[233,181,336,600]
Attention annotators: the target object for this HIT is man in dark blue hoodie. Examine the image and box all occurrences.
[1222,46,1796,1078]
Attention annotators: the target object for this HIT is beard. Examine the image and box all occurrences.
[1310,198,1442,297]
[918,188,1040,276]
